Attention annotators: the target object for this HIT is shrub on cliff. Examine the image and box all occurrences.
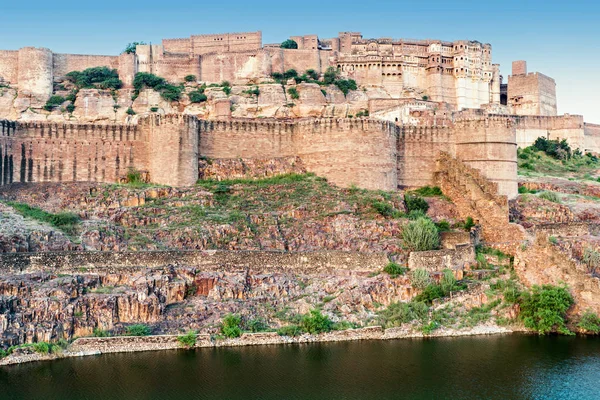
[300,309,333,334]
[518,285,574,335]
[411,186,443,197]
[184,75,196,83]
[133,72,183,102]
[334,79,357,96]
[277,325,303,337]
[577,310,600,334]
[221,314,243,338]
[410,268,432,289]
[404,194,429,214]
[287,87,300,100]
[189,90,208,103]
[383,262,408,277]
[280,39,298,49]
[126,324,152,336]
[323,67,339,85]
[378,301,429,327]
[371,201,403,218]
[177,331,197,348]
[402,217,439,252]
[66,67,122,90]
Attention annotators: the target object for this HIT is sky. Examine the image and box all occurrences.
[1,0,599,122]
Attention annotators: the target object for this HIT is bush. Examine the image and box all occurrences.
[323,67,339,85]
[439,269,457,294]
[66,67,122,90]
[583,247,600,275]
[577,310,600,334]
[243,87,260,97]
[123,41,146,54]
[133,72,183,102]
[306,69,319,80]
[411,186,443,197]
[414,284,446,303]
[283,70,298,80]
[533,137,572,160]
[150,107,159,112]
[66,104,75,113]
[404,194,429,214]
[93,328,110,337]
[463,216,475,231]
[44,95,65,111]
[519,285,574,334]
[407,210,426,220]
[372,201,402,218]
[280,39,298,49]
[126,324,152,336]
[384,262,408,277]
[435,220,450,231]
[300,309,333,334]
[287,87,299,99]
[246,318,269,333]
[402,217,440,252]
[221,314,242,338]
[410,268,432,290]
[126,107,136,115]
[277,325,303,336]
[177,331,197,347]
[189,91,208,103]
[538,191,561,204]
[334,79,357,96]
[184,75,196,82]
[378,301,429,327]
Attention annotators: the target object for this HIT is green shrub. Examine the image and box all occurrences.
[126,107,136,115]
[439,269,457,294]
[66,67,122,90]
[548,236,558,245]
[577,310,600,334]
[150,107,159,112]
[65,91,77,102]
[407,210,426,220]
[277,325,303,336]
[384,262,408,277]
[133,72,182,102]
[533,137,572,160]
[184,75,197,82]
[402,217,440,252]
[189,90,208,103]
[410,268,432,290]
[378,301,429,327]
[324,67,339,85]
[93,328,110,337]
[287,87,300,100]
[518,185,529,194]
[177,331,197,347]
[371,201,402,218]
[463,216,475,231]
[44,95,65,111]
[222,86,231,96]
[306,69,319,80]
[404,194,429,214]
[243,87,260,97]
[334,79,357,96]
[246,318,269,333]
[123,42,146,54]
[435,220,450,231]
[414,284,445,304]
[66,104,75,113]
[421,321,439,334]
[583,247,600,275]
[300,309,333,334]
[411,186,443,197]
[519,285,574,334]
[126,324,152,336]
[125,168,145,187]
[280,39,298,49]
[221,314,242,338]
[538,191,561,204]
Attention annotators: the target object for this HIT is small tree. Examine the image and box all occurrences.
[184,75,197,83]
[221,314,242,338]
[281,39,298,49]
[123,42,147,54]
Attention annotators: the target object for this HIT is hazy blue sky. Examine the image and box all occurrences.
[1,0,598,121]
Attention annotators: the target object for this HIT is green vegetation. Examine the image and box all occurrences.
[323,67,357,95]
[582,247,600,276]
[0,341,65,359]
[125,324,152,336]
[246,318,269,333]
[410,186,443,197]
[280,39,298,49]
[414,270,464,304]
[287,87,300,100]
[243,86,260,97]
[126,107,136,115]
[355,110,369,118]
[221,314,243,338]
[410,268,432,290]
[66,104,75,113]
[300,309,333,334]
[123,42,146,54]
[404,194,429,214]
[184,74,197,83]
[402,217,440,252]
[277,325,303,336]
[537,191,561,204]
[378,301,429,327]
[133,72,183,102]
[66,67,123,90]
[435,220,450,232]
[150,107,159,112]
[93,328,110,337]
[548,236,558,245]
[577,310,600,334]
[518,285,574,334]
[463,216,475,231]
[371,200,403,218]
[43,95,66,111]
[189,89,208,103]
[518,139,600,179]
[383,262,408,277]
[177,331,197,347]
[4,201,79,235]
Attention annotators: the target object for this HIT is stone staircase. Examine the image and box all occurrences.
[434,152,524,247]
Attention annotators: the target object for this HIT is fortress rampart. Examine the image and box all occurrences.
[0,115,518,198]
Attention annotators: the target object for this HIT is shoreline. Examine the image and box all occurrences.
[0,324,517,367]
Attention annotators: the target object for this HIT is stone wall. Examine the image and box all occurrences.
[52,54,120,78]
[198,156,306,181]
[508,72,557,117]
[514,114,585,149]
[408,244,475,271]
[584,123,600,153]
[0,249,388,274]
[0,50,18,84]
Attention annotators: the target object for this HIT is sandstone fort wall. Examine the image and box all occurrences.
[0,50,18,84]
[52,54,120,77]
[584,123,600,153]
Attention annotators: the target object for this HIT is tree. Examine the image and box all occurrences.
[281,39,298,49]
[123,42,147,54]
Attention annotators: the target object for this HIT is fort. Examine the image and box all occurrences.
[0,30,597,200]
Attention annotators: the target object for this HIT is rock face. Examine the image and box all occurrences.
[0,264,412,347]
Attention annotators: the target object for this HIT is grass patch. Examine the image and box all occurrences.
[125,324,152,336]
[177,331,197,348]
[4,201,80,235]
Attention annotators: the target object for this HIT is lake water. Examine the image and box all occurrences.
[1,334,599,399]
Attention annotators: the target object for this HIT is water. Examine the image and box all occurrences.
[1,334,599,400]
